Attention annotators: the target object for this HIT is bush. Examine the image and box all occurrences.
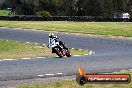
[36,10,51,17]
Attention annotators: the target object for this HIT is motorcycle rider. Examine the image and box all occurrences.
[48,33,67,52]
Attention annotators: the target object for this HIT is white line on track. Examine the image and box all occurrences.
[34,43,38,45]
[89,51,93,55]
[91,51,95,54]
[56,73,63,75]
[129,69,132,71]
[37,75,44,77]
[17,28,22,29]
[0,60,2,61]
[21,58,31,60]
[0,27,8,28]
[103,73,112,74]
[36,57,45,58]
[3,59,15,61]
[120,70,128,72]
[45,74,55,76]
[84,54,88,55]
[26,42,30,43]
[73,55,81,57]
[13,28,18,29]
[32,30,38,32]
[14,28,22,29]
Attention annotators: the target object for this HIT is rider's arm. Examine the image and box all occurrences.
[48,38,52,48]
[53,36,60,40]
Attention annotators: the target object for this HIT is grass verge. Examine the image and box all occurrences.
[0,21,132,37]
[0,10,12,16]
[18,70,132,88]
[0,40,88,59]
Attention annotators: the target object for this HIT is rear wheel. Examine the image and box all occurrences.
[54,48,63,58]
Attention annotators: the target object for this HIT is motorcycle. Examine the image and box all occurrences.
[52,41,71,58]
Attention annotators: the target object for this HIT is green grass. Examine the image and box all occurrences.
[0,10,12,16]
[0,40,88,59]
[70,49,88,56]
[18,71,132,88]
[0,21,132,37]
[0,39,48,59]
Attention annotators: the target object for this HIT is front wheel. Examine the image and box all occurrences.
[66,50,71,57]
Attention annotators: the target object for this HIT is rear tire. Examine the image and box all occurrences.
[54,48,64,58]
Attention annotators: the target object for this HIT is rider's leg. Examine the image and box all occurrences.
[52,48,55,53]
[59,41,68,49]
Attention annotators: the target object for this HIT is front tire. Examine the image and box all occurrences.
[66,50,71,57]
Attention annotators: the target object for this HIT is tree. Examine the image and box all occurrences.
[0,0,131,17]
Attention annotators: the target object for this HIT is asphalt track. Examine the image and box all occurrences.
[0,28,132,84]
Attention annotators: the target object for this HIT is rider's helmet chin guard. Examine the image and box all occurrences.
[49,33,54,38]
